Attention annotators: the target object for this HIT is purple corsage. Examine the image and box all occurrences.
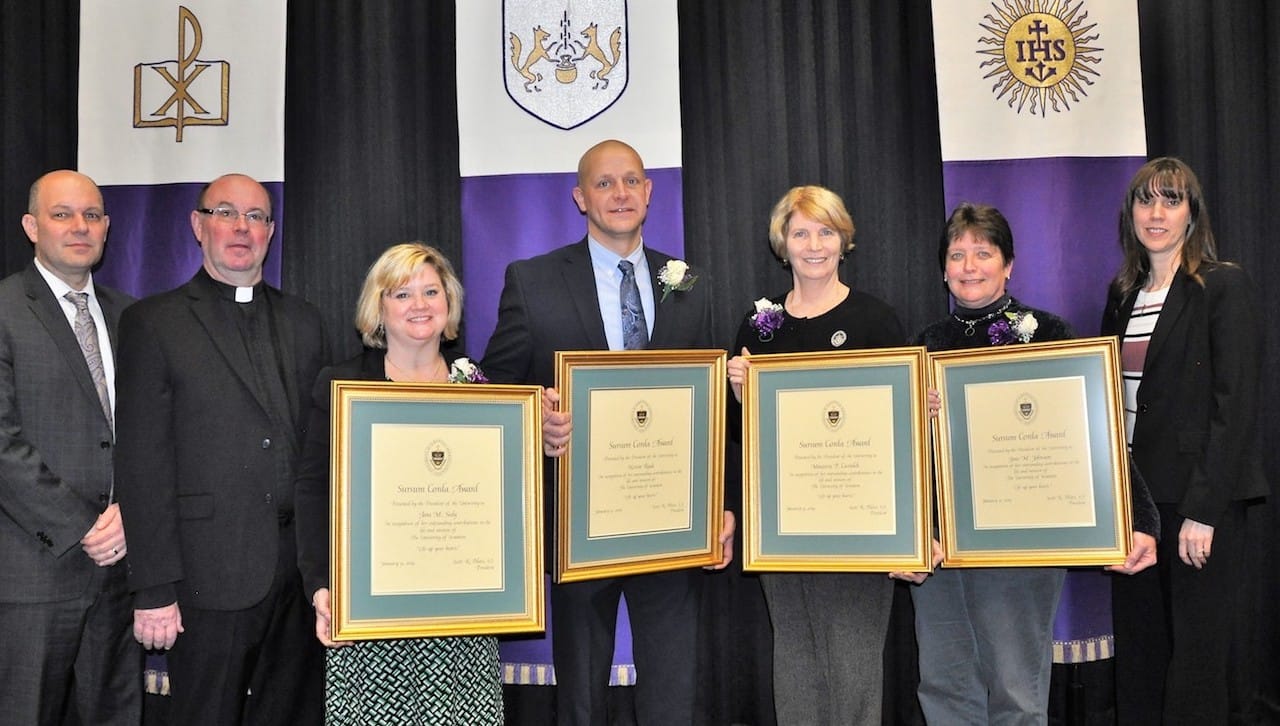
[987,319,1014,345]
[447,357,489,384]
[750,298,785,341]
[988,311,1038,345]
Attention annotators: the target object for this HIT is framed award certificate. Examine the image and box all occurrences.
[330,381,544,640]
[741,347,933,572]
[554,349,726,583]
[930,336,1132,567]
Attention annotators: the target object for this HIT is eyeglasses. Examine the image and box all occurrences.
[196,207,272,227]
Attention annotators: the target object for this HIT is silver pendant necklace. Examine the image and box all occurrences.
[953,298,1012,337]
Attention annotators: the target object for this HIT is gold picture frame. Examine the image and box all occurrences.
[330,381,544,640]
[554,349,726,582]
[930,336,1132,567]
[741,347,933,572]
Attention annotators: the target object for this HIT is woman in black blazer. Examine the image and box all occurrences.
[1102,158,1267,725]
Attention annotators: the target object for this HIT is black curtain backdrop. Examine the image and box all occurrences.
[1,1,78,273]
[2,2,1275,724]
[283,2,462,358]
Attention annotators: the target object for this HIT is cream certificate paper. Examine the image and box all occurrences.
[964,376,1096,529]
[774,386,897,535]
[369,423,504,595]
[587,386,694,538]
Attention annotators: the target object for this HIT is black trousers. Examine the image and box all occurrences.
[164,527,323,726]
[1112,501,1256,726]
[550,569,699,726]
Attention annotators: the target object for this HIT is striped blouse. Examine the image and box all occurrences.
[1119,286,1169,444]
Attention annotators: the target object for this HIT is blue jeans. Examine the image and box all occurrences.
[911,567,1065,725]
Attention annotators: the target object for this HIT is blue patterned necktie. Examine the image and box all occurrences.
[618,260,649,350]
[65,291,114,431]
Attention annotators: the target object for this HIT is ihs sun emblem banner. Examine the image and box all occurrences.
[933,0,1146,334]
[78,1,286,297]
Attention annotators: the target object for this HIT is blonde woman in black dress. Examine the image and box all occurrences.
[294,243,502,724]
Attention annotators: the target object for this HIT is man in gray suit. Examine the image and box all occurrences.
[0,170,139,724]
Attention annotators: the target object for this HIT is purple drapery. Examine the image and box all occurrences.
[941,158,1138,334]
[500,577,637,686]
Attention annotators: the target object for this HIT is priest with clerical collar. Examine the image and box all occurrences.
[113,173,328,726]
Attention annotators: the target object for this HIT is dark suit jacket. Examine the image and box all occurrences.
[0,263,132,603]
[482,239,714,386]
[1101,264,1267,525]
[114,271,327,611]
[481,239,716,565]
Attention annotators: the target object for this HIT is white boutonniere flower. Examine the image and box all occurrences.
[657,259,697,302]
[1012,312,1038,343]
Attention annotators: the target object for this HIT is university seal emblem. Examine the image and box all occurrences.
[1015,393,1038,423]
[632,400,651,431]
[824,401,846,432]
[426,440,451,473]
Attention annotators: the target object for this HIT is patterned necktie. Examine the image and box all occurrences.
[618,260,649,350]
[65,292,113,430]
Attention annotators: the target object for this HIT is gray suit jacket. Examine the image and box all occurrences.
[0,262,132,603]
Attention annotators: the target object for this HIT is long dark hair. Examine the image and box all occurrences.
[1112,157,1221,295]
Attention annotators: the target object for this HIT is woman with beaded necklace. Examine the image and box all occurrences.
[906,203,1159,724]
